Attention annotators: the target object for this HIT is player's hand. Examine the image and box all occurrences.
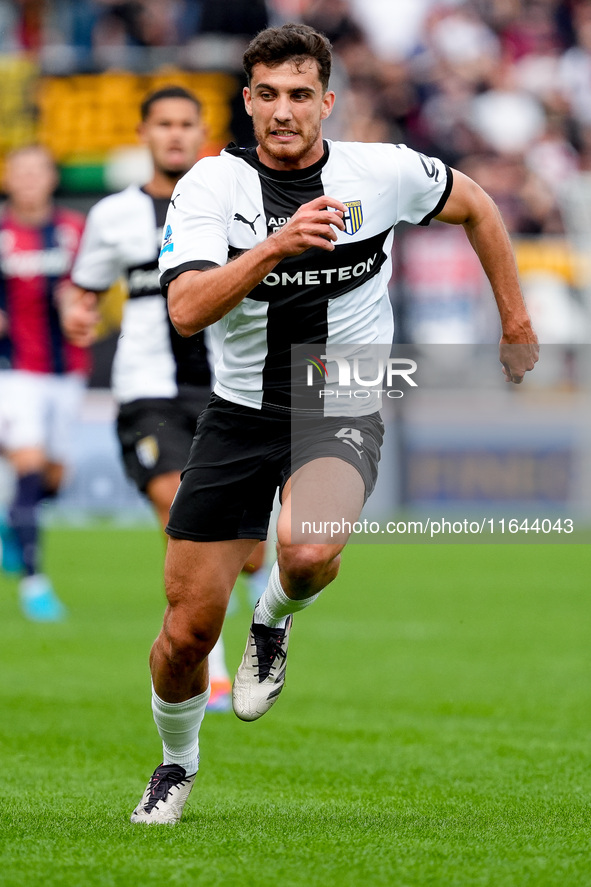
[499,333,539,384]
[57,285,100,348]
[0,309,8,339]
[269,195,347,256]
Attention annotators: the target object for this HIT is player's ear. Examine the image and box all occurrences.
[320,90,335,121]
[137,120,147,144]
[243,86,253,117]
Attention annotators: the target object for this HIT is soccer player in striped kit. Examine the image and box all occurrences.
[130,26,538,823]
[62,87,267,712]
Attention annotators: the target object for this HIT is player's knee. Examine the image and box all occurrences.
[161,610,221,666]
[279,543,340,586]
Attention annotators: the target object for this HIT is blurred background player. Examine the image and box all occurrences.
[62,85,266,712]
[0,145,88,621]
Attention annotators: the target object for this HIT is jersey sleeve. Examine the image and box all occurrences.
[394,145,453,227]
[159,157,233,295]
[71,200,124,291]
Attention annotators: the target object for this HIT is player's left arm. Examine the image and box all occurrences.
[435,168,539,384]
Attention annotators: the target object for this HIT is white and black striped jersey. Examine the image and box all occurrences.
[159,140,451,411]
[72,185,210,404]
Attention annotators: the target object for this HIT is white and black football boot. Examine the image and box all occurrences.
[130,763,195,825]
[232,613,293,721]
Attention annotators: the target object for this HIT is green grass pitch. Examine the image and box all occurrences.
[1,528,590,886]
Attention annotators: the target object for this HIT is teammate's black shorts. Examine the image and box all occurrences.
[116,387,212,493]
[166,394,384,542]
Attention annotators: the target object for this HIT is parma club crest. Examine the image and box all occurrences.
[136,435,159,469]
[343,200,363,235]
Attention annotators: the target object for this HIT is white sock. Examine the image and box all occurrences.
[151,684,210,776]
[208,636,229,683]
[254,561,321,628]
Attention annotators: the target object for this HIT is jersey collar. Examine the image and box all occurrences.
[223,140,330,182]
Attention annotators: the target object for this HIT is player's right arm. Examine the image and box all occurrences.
[167,194,346,337]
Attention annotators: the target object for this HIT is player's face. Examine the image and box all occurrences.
[244,59,335,170]
[3,148,57,212]
[139,98,205,177]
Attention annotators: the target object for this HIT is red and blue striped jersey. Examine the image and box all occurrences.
[0,207,89,375]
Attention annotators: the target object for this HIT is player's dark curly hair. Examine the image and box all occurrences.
[243,23,332,91]
[140,86,202,121]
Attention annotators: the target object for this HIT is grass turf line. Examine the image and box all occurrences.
[1,529,589,886]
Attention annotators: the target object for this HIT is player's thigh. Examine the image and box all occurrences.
[0,370,46,452]
[164,537,260,625]
[46,373,85,465]
[279,456,366,547]
[281,411,384,545]
[146,470,181,529]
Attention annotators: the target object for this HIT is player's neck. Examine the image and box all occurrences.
[143,169,184,200]
[9,203,53,227]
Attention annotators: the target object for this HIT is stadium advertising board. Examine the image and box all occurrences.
[290,344,591,544]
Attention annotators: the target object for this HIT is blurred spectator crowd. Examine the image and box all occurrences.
[3,0,591,238]
[2,0,591,349]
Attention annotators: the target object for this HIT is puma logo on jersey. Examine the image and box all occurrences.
[336,427,364,459]
[171,193,181,209]
[341,439,363,458]
[234,212,260,233]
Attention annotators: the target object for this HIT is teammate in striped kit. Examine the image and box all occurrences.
[130,24,538,824]
[62,86,265,713]
[0,145,88,621]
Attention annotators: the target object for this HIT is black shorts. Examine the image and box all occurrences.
[166,394,384,542]
[116,388,212,493]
